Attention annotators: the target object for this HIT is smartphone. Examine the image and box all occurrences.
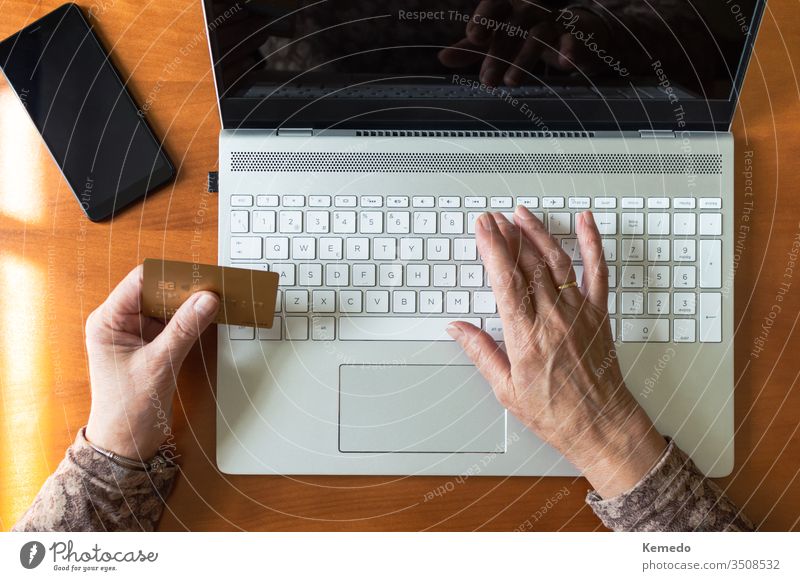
[0,3,174,221]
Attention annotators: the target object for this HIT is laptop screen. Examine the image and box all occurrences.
[203,0,764,131]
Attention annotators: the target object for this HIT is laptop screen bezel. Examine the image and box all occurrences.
[202,0,767,133]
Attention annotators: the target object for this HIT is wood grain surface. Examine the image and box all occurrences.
[1,0,798,531]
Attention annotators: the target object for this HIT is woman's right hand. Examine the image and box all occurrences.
[448,207,667,499]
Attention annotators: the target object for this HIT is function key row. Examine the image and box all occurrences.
[230,195,723,210]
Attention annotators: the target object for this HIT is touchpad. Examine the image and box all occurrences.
[339,365,506,453]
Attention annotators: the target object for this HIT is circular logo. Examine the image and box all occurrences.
[20,541,46,569]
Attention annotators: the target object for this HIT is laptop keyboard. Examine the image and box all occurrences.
[226,194,724,344]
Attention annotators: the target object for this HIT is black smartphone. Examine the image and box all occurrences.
[0,3,174,222]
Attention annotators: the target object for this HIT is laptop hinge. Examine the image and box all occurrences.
[639,129,676,139]
[276,127,314,137]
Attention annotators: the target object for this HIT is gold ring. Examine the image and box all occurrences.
[557,281,579,290]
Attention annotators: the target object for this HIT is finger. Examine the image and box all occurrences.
[475,213,530,320]
[466,0,509,45]
[480,24,524,86]
[146,291,220,366]
[514,205,582,307]
[100,265,145,317]
[504,22,558,86]
[576,211,609,310]
[437,38,485,68]
[447,321,513,398]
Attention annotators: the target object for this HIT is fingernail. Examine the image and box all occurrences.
[584,211,596,226]
[194,292,219,317]
[493,211,510,225]
[515,204,533,220]
[477,212,494,232]
[446,324,463,340]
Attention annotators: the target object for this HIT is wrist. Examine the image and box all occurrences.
[86,415,166,461]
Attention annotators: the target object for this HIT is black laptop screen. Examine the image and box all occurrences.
[204,0,763,130]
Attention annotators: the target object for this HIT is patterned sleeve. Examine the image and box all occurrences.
[586,439,754,531]
[12,428,178,532]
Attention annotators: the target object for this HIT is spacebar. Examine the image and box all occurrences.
[339,317,482,341]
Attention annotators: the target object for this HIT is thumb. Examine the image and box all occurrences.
[148,291,220,365]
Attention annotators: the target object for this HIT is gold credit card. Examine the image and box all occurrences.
[142,259,279,328]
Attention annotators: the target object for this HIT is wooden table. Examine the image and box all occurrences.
[1,0,799,532]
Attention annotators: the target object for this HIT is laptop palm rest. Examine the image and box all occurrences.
[339,364,507,453]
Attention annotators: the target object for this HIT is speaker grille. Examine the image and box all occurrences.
[352,129,595,138]
[230,152,722,174]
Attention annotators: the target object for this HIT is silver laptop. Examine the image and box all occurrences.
[204,0,765,476]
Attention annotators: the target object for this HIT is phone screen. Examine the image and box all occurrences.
[0,3,174,221]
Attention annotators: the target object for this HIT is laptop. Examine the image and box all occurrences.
[203,0,765,476]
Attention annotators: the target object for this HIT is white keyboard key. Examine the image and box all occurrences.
[454,238,477,261]
[674,197,696,209]
[673,319,696,343]
[275,290,282,311]
[674,292,696,315]
[593,213,617,235]
[699,293,722,342]
[373,238,397,260]
[333,211,357,233]
[282,195,305,207]
[379,264,403,287]
[465,196,487,208]
[491,196,513,208]
[441,212,464,234]
[339,290,362,313]
[360,195,383,207]
[312,317,336,341]
[485,318,504,341]
[393,291,416,313]
[387,196,409,207]
[621,319,669,342]
[272,263,295,286]
[291,237,316,260]
[608,266,617,288]
[306,211,330,233]
[426,238,450,260]
[414,212,437,234]
[648,240,670,262]
[365,290,390,313]
[256,195,279,207]
[334,195,357,207]
[460,265,483,287]
[309,195,331,207]
[231,211,249,233]
[548,213,571,235]
[622,239,644,261]
[611,319,617,341]
[474,291,497,314]
[354,264,377,286]
[231,237,262,260]
[647,213,670,236]
[542,196,565,208]
[699,240,722,288]
[231,195,253,207]
[400,238,424,260]
[229,325,255,340]
[252,211,276,233]
[674,266,696,288]
[647,266,670,289]
[574,265,584,287]
[699,213,722,236]
[602,239,617,261]
[621,197,644,209]
[561,239,581,263]
[647,198,670,209]
[407,264,430,287]
[621,292,644,315]
[319,237,343,260]
[608,292,617,314]
[699,198,722,210]
[298,264,322,286]
[339,317,482,341]
[412,196,435,208]
[258,317,282,340]
[433,264,457,287]
[674,240,696,262]
[621,213,644,235]
[516,196,538,208]
[439,196,461,208]
[285,290,309,313]
[279,211,303,233]
[648,292,670,315]
[446,291,470,314]
[325,264,349,286]
[673,213,696,235]
[346,238,370,260]
[359,211,383,234]
[420,291,444,314]
[312,290,336,313]
[569,197,591,209]
[467,212,482,234]
[594,197,617,209]
[285,316,309,340]
[621,265,644,288]
[387,211,411,234]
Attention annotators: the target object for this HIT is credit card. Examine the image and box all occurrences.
[142,259,279,328]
